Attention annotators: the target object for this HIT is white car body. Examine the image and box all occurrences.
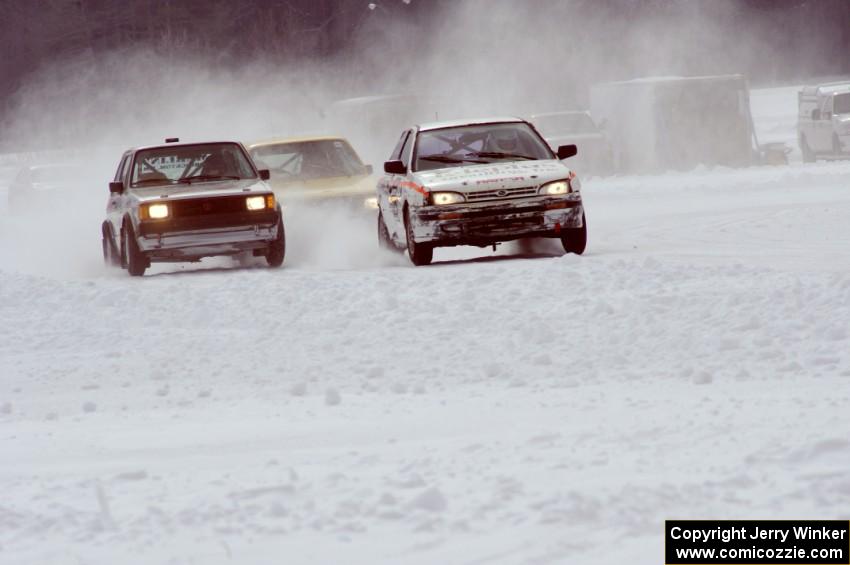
[798,82,850,161]
[376,117,586,265]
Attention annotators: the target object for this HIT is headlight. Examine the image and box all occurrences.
[539,180,570,195]
[430,191,465,205]
[364,196,378,209]
[142,202,169,219]
[246,194,275,211]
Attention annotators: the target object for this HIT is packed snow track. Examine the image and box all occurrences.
[1,87,849,565]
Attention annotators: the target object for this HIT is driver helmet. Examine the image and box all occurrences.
[202,152,229,176]
[491,128,520,152]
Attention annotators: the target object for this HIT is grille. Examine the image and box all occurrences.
[170,195,248,217]
[464,186,538,202]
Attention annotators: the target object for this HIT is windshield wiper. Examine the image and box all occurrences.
[134,178,174,186]
[467,151,537,160]
[177,175,241,184]
[419,154,486,164]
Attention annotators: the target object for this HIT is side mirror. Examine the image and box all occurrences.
[557,144,578,160]
[384,160,407,175]
[811,109,821,121]
[109,181,124,194]
[365,164,374,175]
[258,169,270,181]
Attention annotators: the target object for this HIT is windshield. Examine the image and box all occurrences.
[130,143,256,187]
[532,113,598,136]
[413,122,553,172]
[250,139,368,182]
[834,93,850,115]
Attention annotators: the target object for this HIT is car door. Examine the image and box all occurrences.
[108,152,131,242]
[397,128,416,217]
[815,96,834,152]
[380,129,411,237]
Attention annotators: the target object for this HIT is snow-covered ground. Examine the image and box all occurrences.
[2,86,850,565]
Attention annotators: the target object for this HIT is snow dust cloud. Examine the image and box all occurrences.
[0,1,805,276]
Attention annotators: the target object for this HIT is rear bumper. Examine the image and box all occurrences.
[137,211,280,259]
[412,195,584,247]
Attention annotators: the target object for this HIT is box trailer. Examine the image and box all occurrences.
[590,75,757,173]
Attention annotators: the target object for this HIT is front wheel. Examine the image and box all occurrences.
[265,216,286,268]
[561,212,587,255]
[122,222,148,276]
[404,208,433,266]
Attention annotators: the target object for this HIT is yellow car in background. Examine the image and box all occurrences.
[247,136,377,212]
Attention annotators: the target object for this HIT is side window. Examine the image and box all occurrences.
[389,130,410,161]
[400,130,415,166]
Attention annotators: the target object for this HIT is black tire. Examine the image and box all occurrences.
[265,216,286,268]
[122,221,148,276]
[404,208,433,266]
[561,212,587,255]
[801,136,815,163]
[101,224,120,267]
[378,211,400,252]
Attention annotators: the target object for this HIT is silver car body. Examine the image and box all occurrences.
[103,141,281,266]
[798,82,850,160]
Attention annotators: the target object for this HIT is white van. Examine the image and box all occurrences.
[797,82,850,162]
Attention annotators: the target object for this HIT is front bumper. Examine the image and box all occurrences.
[412,195,584,247]
[137,210,279,260]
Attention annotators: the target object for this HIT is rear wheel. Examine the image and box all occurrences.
[378,211,400,252]
[561,212,587,255]
[102,224,120,267]
[801,136,815,163]
[404,208,433,266]
[122,222,148,276]
[265,216,286,268]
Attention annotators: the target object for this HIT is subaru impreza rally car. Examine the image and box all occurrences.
[376,117,586,265]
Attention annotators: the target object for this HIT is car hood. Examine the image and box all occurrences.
[412,159,573,192]
[267,174,376,202]
[130,179,271,203]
